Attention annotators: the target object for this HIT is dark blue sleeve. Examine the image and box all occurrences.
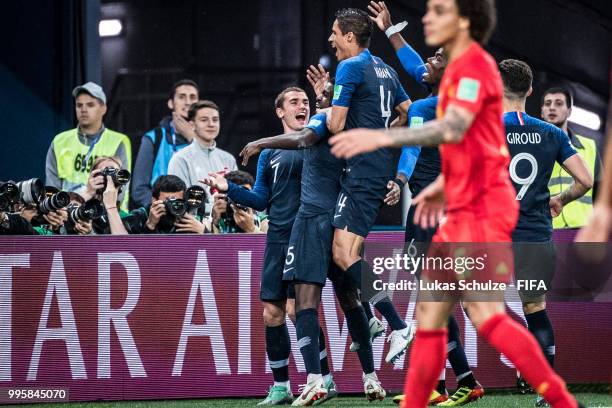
[397,146,421,178]
[226,150,270,211]
[394,80,410,107]
[305,113,329,139]
[396,45,427,84]
[555,128,578,164]
[333,59,362,107]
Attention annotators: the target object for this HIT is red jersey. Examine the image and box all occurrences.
[437,42,518,220]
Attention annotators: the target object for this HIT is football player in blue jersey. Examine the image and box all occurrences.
[368,3,484,406]
[204,87,339,406]
[241,80,387,404]
[324,7,416,368]
[499,59,593,407]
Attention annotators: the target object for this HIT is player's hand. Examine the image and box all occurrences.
[306,64,330,98]
[329,128,392,158]
[233,205,257,233]
[200,172,229,193]
[172,112,196,142]
[240,141,263,166]
[384,180,401,206]
[412,181,445,229]
[548,195,564,217]
[43,209,68,230]
[575,204,612,243]
[368,1,393,32]
[74,219,93,235]
[174,213,206,234]
[146,199,166,230]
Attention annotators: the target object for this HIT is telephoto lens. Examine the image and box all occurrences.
[65,200,104,233]
[164,197,186,219]
[0,182,20,211]
[38,191,70,214]
[16,178,45,205]
[185,185,206,215]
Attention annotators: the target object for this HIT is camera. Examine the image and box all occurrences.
[185,185,206,215]
[0,182,20,211]
[38,190,70,215]
[16,178,45,205]
[95,167,131,194]
[64,199,104,234]
[164,197,186,219]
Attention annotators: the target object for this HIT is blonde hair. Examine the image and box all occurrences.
[92,155,123,171]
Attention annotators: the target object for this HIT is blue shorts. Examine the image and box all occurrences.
[260,242,295,301]
[282,211,335,286]
[332,176,388,237]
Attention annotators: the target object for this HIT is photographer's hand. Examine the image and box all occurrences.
[102,176,119,208]
[233,205,257,233]
[211,193,227,227]
[174,213,206,234]
[74,220,93,235]
[84,171,105,201]
[43,209,68,231]
[146,200,166,231]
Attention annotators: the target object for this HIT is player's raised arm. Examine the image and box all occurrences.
[329,104,474,159]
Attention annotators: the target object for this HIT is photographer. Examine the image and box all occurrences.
[120,175,209,234]
[209,170,267,234]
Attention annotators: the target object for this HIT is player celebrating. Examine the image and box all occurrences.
[326,7,415,366]
[204,88,338,405]
[241,80,386,405]
[499,59,592,407]
[329,0,580,407]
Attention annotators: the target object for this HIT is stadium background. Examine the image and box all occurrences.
[0,0,610,226]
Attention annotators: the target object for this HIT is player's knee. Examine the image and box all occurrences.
[463,301,503,329]
[262,304,286,326]
[522,301,546,315]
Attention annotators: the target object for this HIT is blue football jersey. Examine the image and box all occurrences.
[504,112,577,241]
[333,49,410,178]
[300,113,344,216]
[227,148,303,243]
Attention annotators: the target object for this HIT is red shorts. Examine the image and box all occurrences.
[422,212,517,287]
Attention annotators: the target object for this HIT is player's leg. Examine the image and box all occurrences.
[464,297,576,408]
[330,266,385,402]
[403,294,456,408]
[292,282,327,406]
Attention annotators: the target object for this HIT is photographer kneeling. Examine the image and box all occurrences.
[208,170,268,234]
[120,175,209,234]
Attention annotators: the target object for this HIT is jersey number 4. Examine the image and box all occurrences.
[509,152,538,200]
[379,85,392,128]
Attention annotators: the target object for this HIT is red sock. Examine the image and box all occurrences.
[479,314,576,408]
[402,329,447,408]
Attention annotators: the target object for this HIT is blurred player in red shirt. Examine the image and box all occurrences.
[329,0,579,407]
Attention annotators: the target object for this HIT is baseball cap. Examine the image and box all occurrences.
[72,82,107,104]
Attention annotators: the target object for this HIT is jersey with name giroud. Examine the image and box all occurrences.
[436,41,517,217]
[504,112,577,242]
[332,48,410,178]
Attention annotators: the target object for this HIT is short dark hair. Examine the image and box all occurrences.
[226,170,254,187]
[335,8,373,48]
[455,0,497,44]
[151,175,186,199]
[542,87,573,108]
[169,79,199,100]
[188,100,220,121]
[498,59,533,99]
[275,87,307,109]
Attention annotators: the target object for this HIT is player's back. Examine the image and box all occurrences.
[333,49,409,178]
[300,114,344,216]
[261,148,303,242]
[504,112,576,241]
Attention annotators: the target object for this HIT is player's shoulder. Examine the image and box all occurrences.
[455,43,498,76]
[524,114,566,136]
[410,96,437,111]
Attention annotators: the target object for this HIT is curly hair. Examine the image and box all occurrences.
[455,0,497,44]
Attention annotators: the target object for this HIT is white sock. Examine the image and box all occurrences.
[274,380,290,389]
[306,373,323,384]
[439,368,446,381]
[322,374,331,384]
